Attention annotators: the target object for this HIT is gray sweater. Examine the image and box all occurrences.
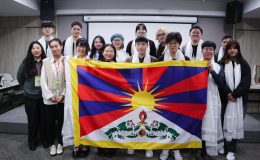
[17,62,43,99]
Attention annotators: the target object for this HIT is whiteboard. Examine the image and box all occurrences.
[87,23,192,49]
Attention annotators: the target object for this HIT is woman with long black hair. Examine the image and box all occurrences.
[219,40,251,160]
[17,41,46,151]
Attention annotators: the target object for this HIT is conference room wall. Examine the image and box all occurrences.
[57,16,232,51]
[0,16,43,78]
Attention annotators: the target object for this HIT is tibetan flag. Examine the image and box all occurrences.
[63,57,208,149]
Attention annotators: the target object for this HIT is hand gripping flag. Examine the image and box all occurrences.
[62,57,208,150]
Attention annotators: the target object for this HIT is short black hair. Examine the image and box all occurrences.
[165,32,182,44]
[201,41,216,50]
[135,23,147,33]
[222,35,232,41]
[135,36,148,43]
[41,21,54,28]
[189,25,203,34]
[71,21,82,29]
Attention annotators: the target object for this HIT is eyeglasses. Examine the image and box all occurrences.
[157,33,166,37]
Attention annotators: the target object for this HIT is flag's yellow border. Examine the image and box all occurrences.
[70,58,206,148]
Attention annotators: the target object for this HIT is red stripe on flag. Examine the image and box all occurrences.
[79,108,131,137]
[154,70,208,97]
[78,84,129,103]
[142,67,168,92]
[156,102,207,120]
[78,66,136,94]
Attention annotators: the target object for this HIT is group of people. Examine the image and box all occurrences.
[16,21,251,160]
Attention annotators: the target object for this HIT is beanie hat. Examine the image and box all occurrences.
[110,33,124,42]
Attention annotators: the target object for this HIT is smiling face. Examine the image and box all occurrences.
[77,45,87,58]
[112,38,123,50]
[50,41,62,57]
[31,43,42,59]
[227,46,238,58]
[103,46,115,62]
[94,38,104,50]
[190,28,202,43]
[136,26,147,37]
[167,39,180,55]
[71,25,81,38]
[202,47,214,61]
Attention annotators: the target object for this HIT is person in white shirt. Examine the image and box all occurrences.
[63,22,83,56]
[38,21,54,58]
[182,25,204,60]
[41,38,65,156]
[110,33,129,62]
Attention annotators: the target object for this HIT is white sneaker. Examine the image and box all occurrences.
[160,149,169,160]
[173,150,183,160]
[49,145,56,156]
[127,149,135,155]
[145,150,153,158]
[219,147,225,155]
[226,152,235,160]
[56,144,63,155]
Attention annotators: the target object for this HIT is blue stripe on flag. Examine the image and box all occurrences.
[118,68,143,91]
[159,88,208,104]
[151,66,207,92]
[79,101,129,116]
[156,108,202,138]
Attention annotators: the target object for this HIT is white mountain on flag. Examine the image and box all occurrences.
[82,106,200,144]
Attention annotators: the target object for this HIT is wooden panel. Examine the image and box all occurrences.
[0,16,42,78]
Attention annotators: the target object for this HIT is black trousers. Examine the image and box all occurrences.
[43,103,64,145]
[24,97,44,146]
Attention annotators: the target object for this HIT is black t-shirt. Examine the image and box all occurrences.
[192,45,198,58]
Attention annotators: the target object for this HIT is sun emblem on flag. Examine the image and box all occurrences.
[121,81,165,111]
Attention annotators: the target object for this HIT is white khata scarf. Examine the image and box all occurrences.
[132,52,151,63]
[184,39,204,60]
[202,60,224,156]
[38,36,54,58]
[64,35,82,56]
[116,49,129,62]
[163,49,185,61]
[131,39,150,55]
[223,61,244,141]
[217,47,224,61]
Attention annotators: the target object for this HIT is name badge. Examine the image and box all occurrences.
[52,79,60,90]
[35,76,41,87]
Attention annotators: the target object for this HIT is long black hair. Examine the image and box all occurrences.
[23,41,46,78]
[221,40,243,64]
[99,44,117,62]
[90,35,106,59]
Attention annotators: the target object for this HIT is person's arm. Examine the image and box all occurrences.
[232,60,251,98]
[126,41,133,56]
[211,65,225,88]
[17,63,25,86]
[40,63,54,100]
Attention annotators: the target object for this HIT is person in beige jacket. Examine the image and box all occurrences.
[41,38,65,157]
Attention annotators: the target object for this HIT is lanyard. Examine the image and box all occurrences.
[54,60,60,79]
[35,63,42,76]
